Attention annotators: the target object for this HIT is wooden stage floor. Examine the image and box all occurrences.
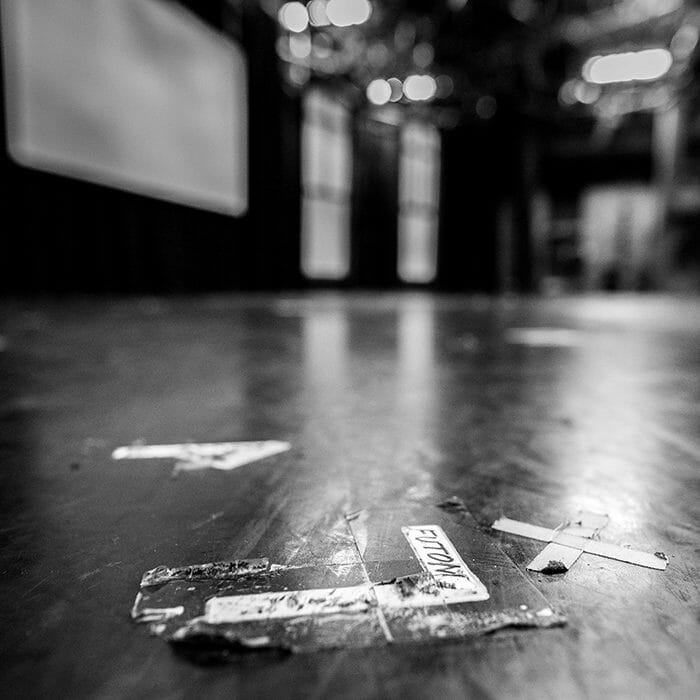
[0,293,698,698]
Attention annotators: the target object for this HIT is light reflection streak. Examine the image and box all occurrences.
[546,330,683,530]
[395,300,440,500]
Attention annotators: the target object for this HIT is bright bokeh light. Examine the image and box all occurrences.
[326,0,372,27]
[403,74,437,101]
[558,79,578,106]
[573,80,600,104]
[366,78,391,105]
[307,0,330,27]
[435,74,454,98]
[582,48,672,84]
[509,0,537,23]
[475,94,497,118]
[388,77,403,102]
[290,33,311,59]
[312,33,333,58]
[279,2,309,33]
[412,42,434,69]
[670,24,699,60]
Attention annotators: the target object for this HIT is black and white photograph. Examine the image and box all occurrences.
[0,1,699,697]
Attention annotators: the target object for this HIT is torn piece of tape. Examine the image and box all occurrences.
[141,559,270,587]
[163,603,564,654]
[204,585,376,623]
[402,525,489,602]
[527,511,609,574]
[527,543,582,574]
[492,517,668,570]
[131,592,186,623]
[112,440,291,471]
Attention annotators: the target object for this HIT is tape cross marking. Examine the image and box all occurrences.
[492,516,668,570]
[526,511,609,573]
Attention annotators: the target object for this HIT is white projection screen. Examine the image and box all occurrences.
[1,0,247,215]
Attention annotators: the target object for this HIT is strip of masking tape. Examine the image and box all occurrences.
[527,511,609,573]
[492,517,668,570]
[204,585,376,623]
[402,525,490,602]
[111,440,290,471]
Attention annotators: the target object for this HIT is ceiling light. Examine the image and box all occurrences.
[582,48,672,84]
[326,0,372,28]
[367,79,391,105]
[278,3,309,33]
[403,74,437,101]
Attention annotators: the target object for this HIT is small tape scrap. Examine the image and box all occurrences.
[130,592,185,623]
[141,559,270,587]
[112,440,291,471]
[492,517,668,570]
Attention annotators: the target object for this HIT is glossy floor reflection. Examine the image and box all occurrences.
[0,293,698,697]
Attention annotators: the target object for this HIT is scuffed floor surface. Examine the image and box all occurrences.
[0,293,699,698]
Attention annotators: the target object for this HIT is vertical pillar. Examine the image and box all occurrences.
[512,131,538,292]
[437,122,500,291]
[235,1,302,289]
[350,113,400,286]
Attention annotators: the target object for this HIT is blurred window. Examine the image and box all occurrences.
[398,122,440,283]
[301,89,352,279]
[580,185,660,291]
[2,0,247,215]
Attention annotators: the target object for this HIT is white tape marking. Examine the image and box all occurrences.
[492,517,668,570]
[136,606,185,622]
[204,585,374,623]
[131,592,185,622]
[112,440,291,471]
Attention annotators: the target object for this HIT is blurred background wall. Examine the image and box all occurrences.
[1,0,698,294]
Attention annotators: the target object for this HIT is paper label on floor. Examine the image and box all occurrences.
[402,525,489,602]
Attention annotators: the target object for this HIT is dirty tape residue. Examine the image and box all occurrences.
[132,514,565,655]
